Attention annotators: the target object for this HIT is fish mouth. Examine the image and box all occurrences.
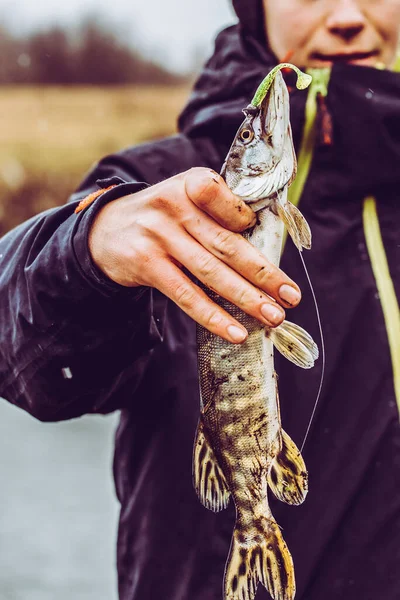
[237,73,296,205]
[311,49,379,65]
[259,75,284,144]
[243,86,276,133]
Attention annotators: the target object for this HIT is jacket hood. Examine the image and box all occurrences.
[179,6,400,196]
[232,0,265,43]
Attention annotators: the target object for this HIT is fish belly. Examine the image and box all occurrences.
[195,210,303,600]
[245,207,284,269]
[197,210,283,499]
[200,320,279,484]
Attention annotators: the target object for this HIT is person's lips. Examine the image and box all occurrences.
[311,50,379,64]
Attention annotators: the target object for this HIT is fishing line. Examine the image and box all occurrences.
[298,250,325,453]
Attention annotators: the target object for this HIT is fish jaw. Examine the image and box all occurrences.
[222,71,296,205]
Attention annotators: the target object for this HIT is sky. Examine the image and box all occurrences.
[0,0,237,72]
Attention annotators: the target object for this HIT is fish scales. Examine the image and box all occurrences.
[197,209,283,481]
[197,207,283,544]
[193,67,317,600]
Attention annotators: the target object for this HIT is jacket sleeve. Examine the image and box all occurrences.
[0,164,167,422]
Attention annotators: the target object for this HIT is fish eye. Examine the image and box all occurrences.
[240,128,254,143]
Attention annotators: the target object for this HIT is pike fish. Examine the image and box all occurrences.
[193,66,318,600]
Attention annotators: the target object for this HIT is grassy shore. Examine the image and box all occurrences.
[0,85,190,234]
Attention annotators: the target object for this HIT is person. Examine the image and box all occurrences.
[1,0,400,598]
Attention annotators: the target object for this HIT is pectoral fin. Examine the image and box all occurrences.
[267,320,318,368]
[268,429,308,506]
[276,197,311,251]
[193,420,230,512]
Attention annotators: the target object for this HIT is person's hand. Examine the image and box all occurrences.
[88,168,301,344]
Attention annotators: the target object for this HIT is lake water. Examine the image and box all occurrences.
[0,399,119,600]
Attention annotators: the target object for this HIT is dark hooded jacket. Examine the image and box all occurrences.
[1,1,400,599]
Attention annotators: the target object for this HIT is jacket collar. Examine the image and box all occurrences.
[324,63,400,193]
[179,24,400,193]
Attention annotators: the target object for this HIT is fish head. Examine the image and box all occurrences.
[222,70,297,205]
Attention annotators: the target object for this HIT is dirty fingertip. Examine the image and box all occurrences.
[279,284,301,306]
[227,324,248,343]
[234,199,256,230]
[185,167,221,204]
[208,169,222,183]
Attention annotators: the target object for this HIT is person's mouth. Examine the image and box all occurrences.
[310,50,379,66]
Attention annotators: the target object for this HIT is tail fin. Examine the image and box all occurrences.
[224,516,295,600]
[268,429,308,505]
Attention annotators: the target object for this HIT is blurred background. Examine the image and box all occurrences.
[0,0,236,235]
[0,1,235,598]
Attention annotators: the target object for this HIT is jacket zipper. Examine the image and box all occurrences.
[287,67,331,211]
[283,68,331,249]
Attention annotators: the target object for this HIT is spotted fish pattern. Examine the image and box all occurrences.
[194,70,318,600]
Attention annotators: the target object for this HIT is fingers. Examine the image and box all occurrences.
[184,167,256,232]
[170,232,285,327]
[146,259,248,344]
[183,210,301,308]
[182,168,301,307]
[88,166,302,346]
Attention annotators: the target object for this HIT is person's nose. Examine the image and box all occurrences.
[326,0,366,41]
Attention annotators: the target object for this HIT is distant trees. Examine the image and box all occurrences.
[0,20,185,85]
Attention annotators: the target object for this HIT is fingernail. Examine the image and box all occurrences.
[227,324,247,343]
[261,303,284,325]
[279,284,301,306]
